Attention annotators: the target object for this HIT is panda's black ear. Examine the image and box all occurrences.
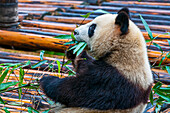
[115,7,130,35]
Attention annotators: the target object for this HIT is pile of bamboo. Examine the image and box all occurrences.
[0,0,170,112]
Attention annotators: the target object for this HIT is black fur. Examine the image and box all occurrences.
[115,8,129,35]
[40,51,151,110]
[88,24,97,38]
[118,7,130,16]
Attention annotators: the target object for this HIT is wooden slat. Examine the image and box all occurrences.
[21,20,75,31]
[0,30,69,52]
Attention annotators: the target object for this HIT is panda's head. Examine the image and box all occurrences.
[74,8,144,59]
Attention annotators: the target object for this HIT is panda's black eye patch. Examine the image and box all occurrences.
[88,24,96,38]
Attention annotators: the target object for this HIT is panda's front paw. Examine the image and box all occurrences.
[66,46,76,60]
[39,76,61,102]
[39,75,59,91]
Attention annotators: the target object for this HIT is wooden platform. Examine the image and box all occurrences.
[0,0,170,112]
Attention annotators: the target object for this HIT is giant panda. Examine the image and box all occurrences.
[40,8,153,113]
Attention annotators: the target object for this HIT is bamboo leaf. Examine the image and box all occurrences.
[56,60,61,74]
[153,82,162,90]
[155,104,161,113]
[149,89,153,105]
[0,97,5,104]
[0,82,19,91]
[54,35,72,39]
[28,107,39,113]
[159,87,170,93]
[158,56,165,67]
[31,60,48,68]
[145,39,153,43]
[140,15,153,39]
[45,51,65,56]
[164,32,170,35]
[21,60,31,68]
[167,39,170,46]
[93,9,109,14]
[65,65,76,75]
[166,66,170,75]
[68,45,78,51]
[71,32,76,40]
[80,12,93,18]
[19,67,24,99]
[0,68,9,84]
[73,42,86,54]
[76,43,87,56]
[155,90,170,102]
[40,50,45,61]
[64,40,78,45]
[2,107,10,113]
[42,109,50,113]
[8,102,24,106]
[19,67,24,84]
[63,60,72,66]
[153,43,163,53]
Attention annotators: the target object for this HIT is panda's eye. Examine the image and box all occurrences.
[88,24,96,38]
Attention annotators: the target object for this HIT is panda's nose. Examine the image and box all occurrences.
[74,30,79,35]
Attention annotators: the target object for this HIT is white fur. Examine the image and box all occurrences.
[75,14,153,89]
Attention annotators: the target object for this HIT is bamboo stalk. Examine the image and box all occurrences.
[20,20,75,31]
[0,30,69,52]
[108,1,170,6]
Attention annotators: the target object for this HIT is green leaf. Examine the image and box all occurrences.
[0,82,18,91]
[0,68,9,84]
[8,102,24,106]
[54,35,72,39]
[56,60,61,74]
[166,66,170,75]
[155,104,161,113]
[167,39,170,46]
[71,32,76,40]
[63,60,72,66]
[156,97,164,104]
[73,42,86,54]
[45,51,65,56]
[164,32,170,35]
[64,40,78,45]
[159,87,170,93]
[153,82,162,90]
[149,89,153,105]
[76,43,87,56]
[158,56,165,67]
[153,43,163,53]
[19,67,24,99]
[28,107,39,113]
[65,65,76,75]
[80,9,109,19]
[140,15,153,39]
[42,109,50,113]
[93,9,110,14]
[68,45,77,51]
[2,107,10,113]
[48,63,54,69]
[80,12,93,18]
[0,97,5,104]
[155,90,170,102]
[21,60,31,68]
[145,39,153,43]
[31,60,48,68]
[40,50,45,61]
[19,67,24,84]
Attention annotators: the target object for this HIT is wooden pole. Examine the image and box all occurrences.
[0,0,19,28]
